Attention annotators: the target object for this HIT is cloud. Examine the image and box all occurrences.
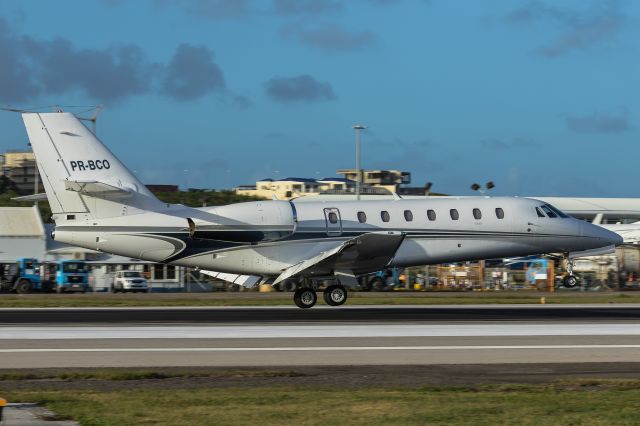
[22,37,155,103]
[264,75,336,102]
[280,22,375,51]
[154,0,252,20]
[0,18,233,105]
[162,44,225,100]
[272,0,342,15]
[153,0,412,21]
[504,1,625,57]
[565,110,630,134]
[0,20,39,103]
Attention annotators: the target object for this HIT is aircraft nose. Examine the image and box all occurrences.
[582,222,623,246]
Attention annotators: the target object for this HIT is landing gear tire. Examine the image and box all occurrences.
[281,280,298,292]
[323,285,348,306]
[294,288,317,309]
[563,274,578,288]
[15,279,33,294]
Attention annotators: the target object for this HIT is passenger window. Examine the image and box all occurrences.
[427,209,436,221]
[495,208,505,219]
[357,211,367,223]
[541,205,557,218]
[473,208,482,220]
[381,211,390,222]
[404,210,413,221]
[450,209,459,220]
[328,212,338,223]
[536,207,545,218]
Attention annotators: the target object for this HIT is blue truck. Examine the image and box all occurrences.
[0,258,89,293]
[361,268,402,291]
[52,260,90,293]
[0,258,50,293]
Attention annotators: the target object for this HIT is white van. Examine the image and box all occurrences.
[112,271,149,293]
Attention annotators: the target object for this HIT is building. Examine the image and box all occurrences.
[0,206,46,262]
[1,150,44,195]
[337,169,411,193]
[234,170,416,200]
[1,151,35,168]
[235,176,359,199]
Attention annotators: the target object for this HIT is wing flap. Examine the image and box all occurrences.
[199,270,262,288]
[273,231,405,285]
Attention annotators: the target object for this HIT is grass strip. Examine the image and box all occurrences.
[1,292,640,308]
[2,380,640,425]
[0,369,306,381]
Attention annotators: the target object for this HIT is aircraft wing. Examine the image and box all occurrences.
[601,223,640,245]
[199,270,262,288]
[273,231,405,285]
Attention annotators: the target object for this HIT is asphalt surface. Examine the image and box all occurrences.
[0,404,78,425]
[1,305,640,368]
[2,304,640,324]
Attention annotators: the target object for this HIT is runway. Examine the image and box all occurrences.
[1,305,640,369]
[2,304,640,323]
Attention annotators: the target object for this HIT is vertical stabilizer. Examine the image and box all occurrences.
[22,112,161,219]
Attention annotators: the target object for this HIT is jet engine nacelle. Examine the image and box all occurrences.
[187,201,296,243]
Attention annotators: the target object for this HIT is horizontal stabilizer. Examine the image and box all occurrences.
[64,179,134,197]
[273,231,405,285]
[11,193,48,202]
[199,270,261,288]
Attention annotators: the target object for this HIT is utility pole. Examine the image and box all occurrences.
[352,125,366,200]
[33,160,38,195]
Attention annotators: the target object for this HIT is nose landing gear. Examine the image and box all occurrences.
[562,259,579,288]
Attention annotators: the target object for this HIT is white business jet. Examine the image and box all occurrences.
[22,112,622,308]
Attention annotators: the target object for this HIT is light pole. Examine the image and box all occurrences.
[353,124,366,200]
[470,181,495,195]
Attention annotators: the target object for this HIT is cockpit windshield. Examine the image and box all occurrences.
[538,204,570,219]
[540,205,557,218]
[546,204,569,218]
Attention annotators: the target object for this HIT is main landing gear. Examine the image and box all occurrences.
[293,284,348,309]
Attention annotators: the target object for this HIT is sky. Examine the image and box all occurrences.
[0,0,638,196]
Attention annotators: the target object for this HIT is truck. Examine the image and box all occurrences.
[0,258,52,293]
[0,258,89,294]
[360,268,402,291]
[51,260,90,293]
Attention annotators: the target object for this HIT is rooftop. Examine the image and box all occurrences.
[0,206,45,237]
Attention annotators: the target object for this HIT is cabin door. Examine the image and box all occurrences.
[324,208,342,236]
